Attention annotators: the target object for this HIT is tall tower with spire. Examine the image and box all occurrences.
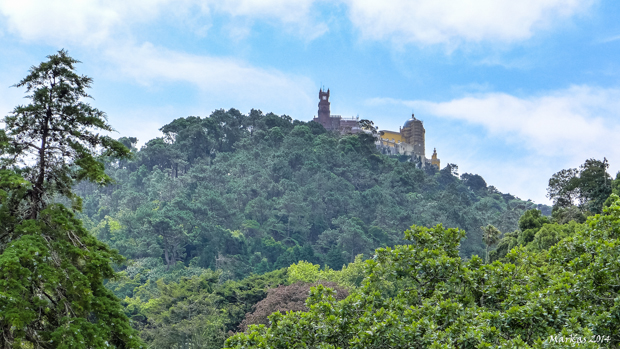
[431,148,440,168]
[401,114,425,158]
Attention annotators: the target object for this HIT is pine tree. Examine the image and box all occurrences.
[0,50,142,348]
[1,49,129,218]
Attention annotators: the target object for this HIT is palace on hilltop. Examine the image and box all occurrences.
[377,114,440,168]
[312,88,440,168]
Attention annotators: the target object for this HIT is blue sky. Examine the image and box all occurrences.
[1,0,620,204]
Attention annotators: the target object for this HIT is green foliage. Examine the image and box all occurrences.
[116,267,289,348]
[492,163,618,261]
[517,209,550,246]
[491,208,585,261]
[0,50,130,218]
[529,220,582,252]
[551,205,587,224]
[518,209,550,231]
[0,172,142,348]
[547,168,580,208]
[287,255,366,289]
[578,158,612,213]
[76,110,540,283]
[64,109,543,347]
[226,197,620,348]
[461,172,487,192]
[547,158,613,214]
[0,51,140,348]
[481,224,501,263]
[136,270,226,348]
[287,260,333,284]
[612,171,620,196]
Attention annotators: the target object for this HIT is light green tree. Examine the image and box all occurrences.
[226,203,620,348]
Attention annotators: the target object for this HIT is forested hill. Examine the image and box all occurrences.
[77,108,543,278]
[5,52,617,349]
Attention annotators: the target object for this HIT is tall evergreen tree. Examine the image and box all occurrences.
[1,49,129,218]
[0,50,141,348]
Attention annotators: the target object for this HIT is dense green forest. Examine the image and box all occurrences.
[75,109,545,278]
[65,105,550,347]
[226,204,620,348]
[3,51,620,349]
[224,159,620,348]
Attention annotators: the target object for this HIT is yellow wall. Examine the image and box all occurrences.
[431,149,440,168]
[380,130,403,144]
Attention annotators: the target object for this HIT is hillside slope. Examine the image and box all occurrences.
[77,109,543,278]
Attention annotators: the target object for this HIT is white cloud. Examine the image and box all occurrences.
[599,34,620,44]
[368,85,620,203]
[104,42,315,116]
[372,86,620,159]
[1,0,590,47]
[0,0,170,45]
[217,0,327,40]
[0,0,324,45]
[455,154,559,204]
[211,0,327,41]
[345,0,593,45]
[214,0,315,23]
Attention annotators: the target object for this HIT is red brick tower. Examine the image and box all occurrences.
[317,88,331,130]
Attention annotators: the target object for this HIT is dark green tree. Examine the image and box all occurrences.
[461,173,487,192]
[517,209,549,245]
[324,246,347,270]
[0,50,141,348]
[1,49,129,218]
[578,158,612,213]
[547,159,612,214]
[518,209,549,232]
[547,168,580,208]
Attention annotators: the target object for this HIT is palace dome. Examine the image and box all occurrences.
[403,115,420,128]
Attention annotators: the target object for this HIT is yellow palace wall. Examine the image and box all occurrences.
[379,130,403,146]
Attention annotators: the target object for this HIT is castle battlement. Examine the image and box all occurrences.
[312,88,361,134]
[311,88,439,167]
